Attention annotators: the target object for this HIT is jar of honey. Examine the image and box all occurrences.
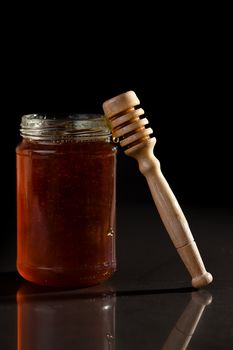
[16,114,117,288]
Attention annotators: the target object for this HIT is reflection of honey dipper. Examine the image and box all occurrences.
[103,91,213,288]
[161,290,212,349]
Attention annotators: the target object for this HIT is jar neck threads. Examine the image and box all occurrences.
[20,114,112,141]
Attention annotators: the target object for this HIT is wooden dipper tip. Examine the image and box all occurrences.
[103,91,140,119]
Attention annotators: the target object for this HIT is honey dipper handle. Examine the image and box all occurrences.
[131,139,213,288]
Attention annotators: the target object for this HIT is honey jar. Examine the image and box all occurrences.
[16,114,117,287]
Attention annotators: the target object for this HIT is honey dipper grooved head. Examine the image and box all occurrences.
[102,90,155,153]
[102,91,140,118]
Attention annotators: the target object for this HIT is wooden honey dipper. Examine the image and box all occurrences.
[103,91,213,288]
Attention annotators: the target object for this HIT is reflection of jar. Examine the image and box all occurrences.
[17,284,115,350]
[16,114,117,287]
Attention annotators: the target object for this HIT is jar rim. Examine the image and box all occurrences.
[20,114,112,141]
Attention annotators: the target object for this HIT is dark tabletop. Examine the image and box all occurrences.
[0,205,232,349]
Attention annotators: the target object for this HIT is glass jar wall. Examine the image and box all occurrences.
[16,114,117,287]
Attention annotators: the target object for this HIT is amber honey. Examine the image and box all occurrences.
[16,114,117,287]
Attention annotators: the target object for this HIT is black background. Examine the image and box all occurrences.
[1,8,233,349]
[1,9,232,248]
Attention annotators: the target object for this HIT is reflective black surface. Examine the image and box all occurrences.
[0,206,232,349]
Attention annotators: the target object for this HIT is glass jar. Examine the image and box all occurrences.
[16,114,117,288]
